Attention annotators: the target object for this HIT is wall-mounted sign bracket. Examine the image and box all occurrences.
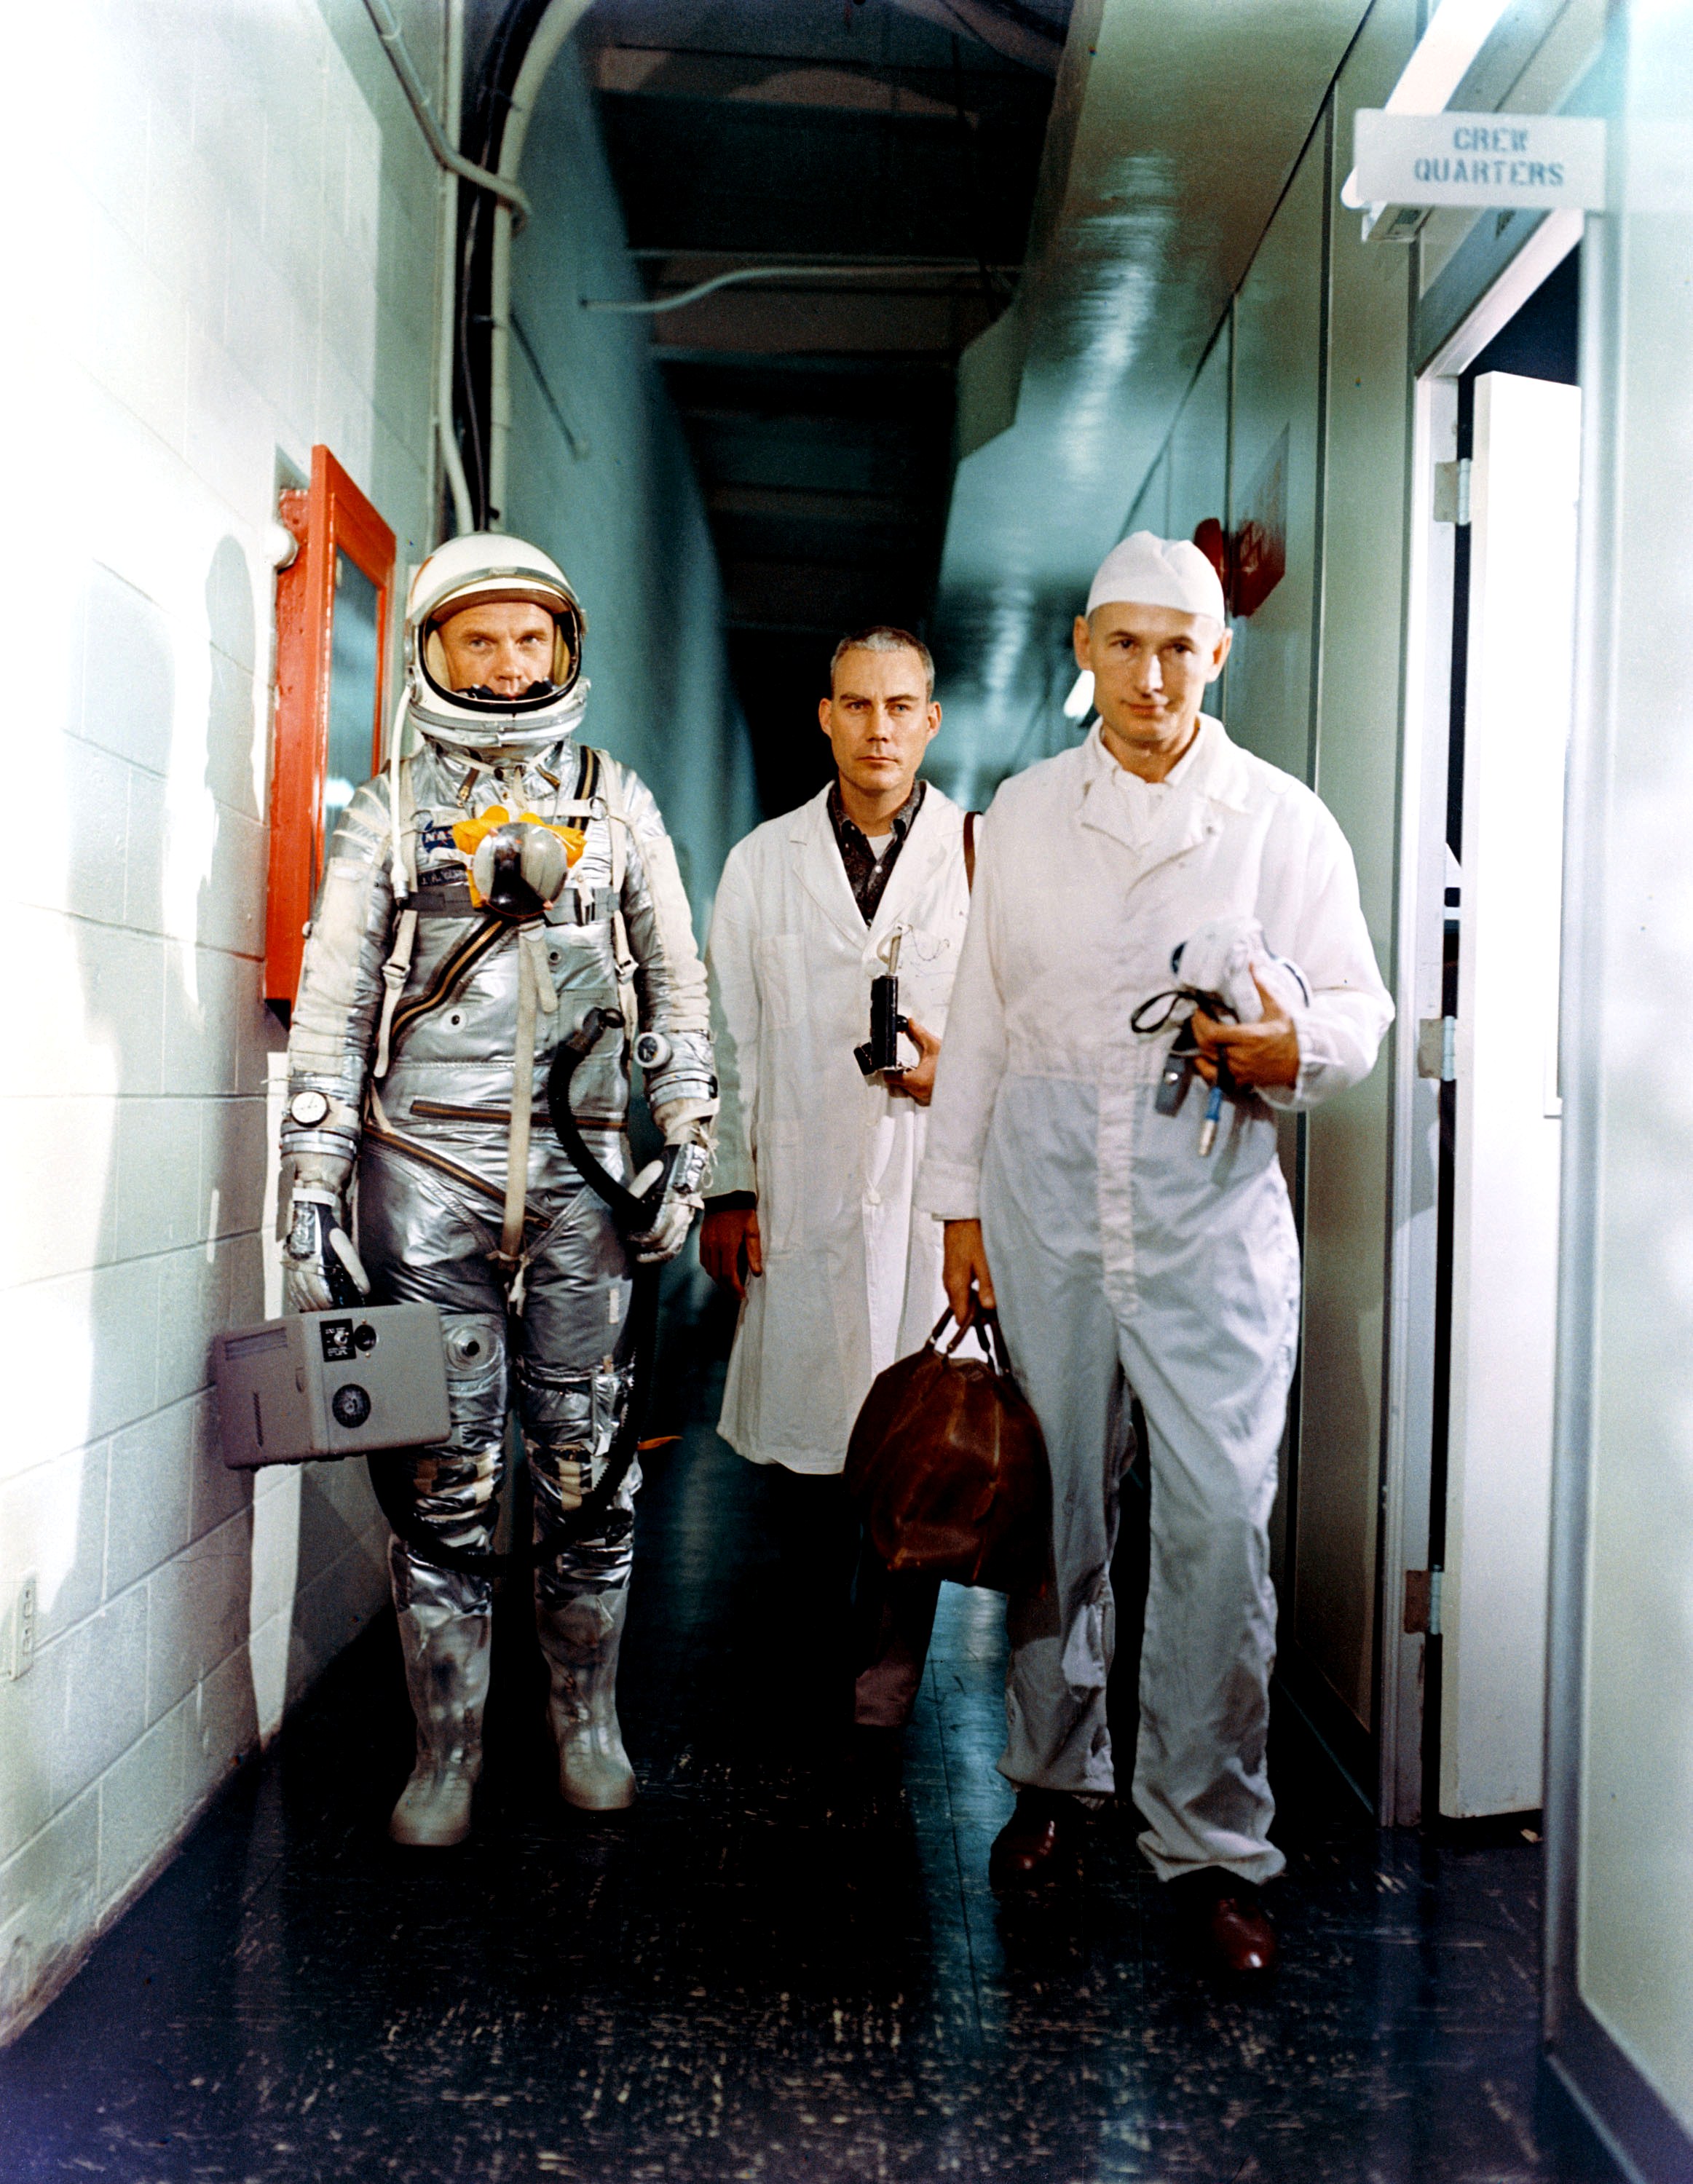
[1347,109,1606,245]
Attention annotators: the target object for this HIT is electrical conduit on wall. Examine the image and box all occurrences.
[358,0,520,537]
[489,1,596,527]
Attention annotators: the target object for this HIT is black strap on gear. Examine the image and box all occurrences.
[367,1008,662,1578]
[1129,983,1237,1036]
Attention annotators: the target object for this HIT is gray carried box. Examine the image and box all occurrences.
[213,1304,451,1469]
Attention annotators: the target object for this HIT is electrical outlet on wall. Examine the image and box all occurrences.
[5,1572,38,1679]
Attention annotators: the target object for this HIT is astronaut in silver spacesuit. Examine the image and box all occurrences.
[278,532,715,1848]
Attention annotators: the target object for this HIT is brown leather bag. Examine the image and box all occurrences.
[845,1308,1050,1593]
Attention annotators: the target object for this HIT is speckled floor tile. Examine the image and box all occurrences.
[0,1326,1617,2184]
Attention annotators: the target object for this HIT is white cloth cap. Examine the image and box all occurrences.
[1086,531,1227,625]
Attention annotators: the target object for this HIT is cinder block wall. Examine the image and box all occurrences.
[0,0,449,2043]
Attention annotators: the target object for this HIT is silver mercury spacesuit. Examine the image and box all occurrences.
[278,533,716,1847]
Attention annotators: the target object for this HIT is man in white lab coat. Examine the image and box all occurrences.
[703,628,974,1731]
[919,535,1392,1971]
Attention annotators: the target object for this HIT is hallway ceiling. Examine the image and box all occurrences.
[927,0,1375,802]
[580,0,1065,818]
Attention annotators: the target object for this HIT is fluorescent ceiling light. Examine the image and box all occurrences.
[1063,670,1094,720]
[1340,0,1514,208]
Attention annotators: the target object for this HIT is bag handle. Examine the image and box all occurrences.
[926,1304,1011,1377]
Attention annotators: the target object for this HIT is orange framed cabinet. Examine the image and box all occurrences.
[265,445,398,1013]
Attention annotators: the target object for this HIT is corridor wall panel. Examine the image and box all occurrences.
[1225,120,1328,788]
[1164,326,1232,598]
[504,39,759,922]
[0,0,446,2045]
[1293,0,1418,1741]
[1126,449,1171,540]
[1222,115,1330,1656]
[1165,323,1233,725]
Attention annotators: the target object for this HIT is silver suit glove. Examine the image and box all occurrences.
[625,1139,709,1267]
[282,1188,372,1312]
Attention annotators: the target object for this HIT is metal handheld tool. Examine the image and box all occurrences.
[854,930,911,1078]
[1133,981,1240,1156]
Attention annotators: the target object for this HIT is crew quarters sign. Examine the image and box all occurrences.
[1354,110,1606,210]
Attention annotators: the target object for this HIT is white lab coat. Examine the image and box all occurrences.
[708,783,973,1474]
[917,716,1392,1881]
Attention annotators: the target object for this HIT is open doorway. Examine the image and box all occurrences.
[1392,240,1582,1829]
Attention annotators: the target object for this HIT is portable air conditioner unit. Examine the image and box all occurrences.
[213,1304,451,1469]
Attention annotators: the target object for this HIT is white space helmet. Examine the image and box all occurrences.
[406,532,589,756]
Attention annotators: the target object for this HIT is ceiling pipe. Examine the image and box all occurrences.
[580,261,1007,314]
[628,248,1024,266]
[488,0,596,528]
[435,0,475,536]
[359,0,533,221]
[360,0,524,535]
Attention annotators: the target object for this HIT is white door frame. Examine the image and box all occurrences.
[1443,368,1579,1817]
[1378,210,1583,1827]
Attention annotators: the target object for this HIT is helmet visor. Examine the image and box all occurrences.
[419,582,585,713]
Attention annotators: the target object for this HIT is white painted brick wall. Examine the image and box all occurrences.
[0,0,447,2043]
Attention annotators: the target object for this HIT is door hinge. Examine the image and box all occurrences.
[1416,1016,1457,1081]
[1404,1567,1443,1637]
[1433,457,1472,526]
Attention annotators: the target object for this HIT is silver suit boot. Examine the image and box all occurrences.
[388,1546,493,1848]
[537,1584,636,1811]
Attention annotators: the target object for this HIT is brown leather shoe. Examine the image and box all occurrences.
[1168,1870,1279,1974]
[989,1790,1082,1893]
[1207,1888,1278,1974]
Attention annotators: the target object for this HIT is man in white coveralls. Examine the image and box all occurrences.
[919,534,1392,1972]
[702,628,974,1733]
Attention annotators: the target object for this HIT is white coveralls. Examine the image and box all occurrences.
[917,717,1392,1882]
[707,783,973,1472]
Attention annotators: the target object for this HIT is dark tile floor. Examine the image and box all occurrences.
[0,1303,1617,2184]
